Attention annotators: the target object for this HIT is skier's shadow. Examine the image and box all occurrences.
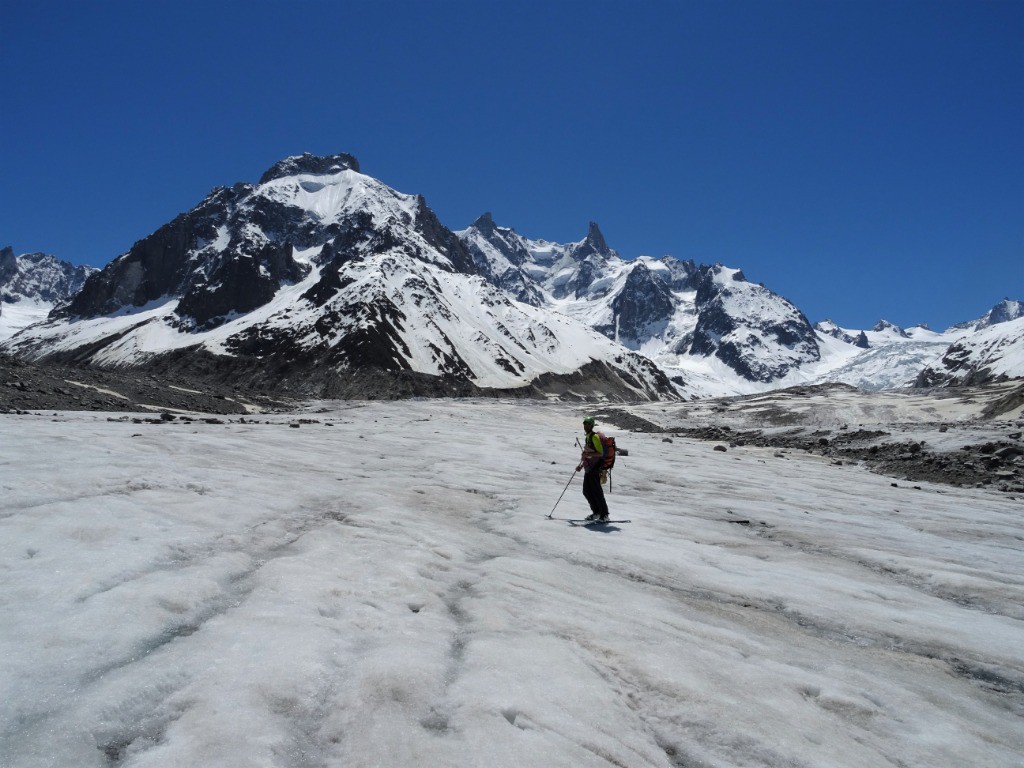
[571,523,623,533]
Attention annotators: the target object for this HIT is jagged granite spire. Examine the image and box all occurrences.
[584,221,608,253]
[471,212,498,234]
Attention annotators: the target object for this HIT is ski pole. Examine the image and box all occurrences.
[547,467,579,518]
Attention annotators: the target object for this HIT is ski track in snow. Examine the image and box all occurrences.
[1,401,1022,767]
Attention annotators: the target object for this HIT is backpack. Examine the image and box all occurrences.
[596,432,616,470]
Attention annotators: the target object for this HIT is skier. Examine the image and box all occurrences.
[576,416,609,522]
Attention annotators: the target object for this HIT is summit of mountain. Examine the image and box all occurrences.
[0,247,97,341]
[3,155,676,401]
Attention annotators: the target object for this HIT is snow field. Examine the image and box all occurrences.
[0,299,54,342]
[1,400,1022,767]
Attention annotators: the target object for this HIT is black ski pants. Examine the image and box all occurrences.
[582,465,609,518]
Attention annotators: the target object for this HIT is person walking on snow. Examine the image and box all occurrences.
[577,416,609,522]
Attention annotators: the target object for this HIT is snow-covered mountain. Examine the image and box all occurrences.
[2,154,1021,400]
[0,247,96,340]
[950,298,1024,331]
[457,215,821,395]
[916,314,1024,387]
[459,213,1024,395]
[806,305,1024,391]
[2,155,675,401]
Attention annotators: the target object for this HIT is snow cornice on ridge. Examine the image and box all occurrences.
[258,153,361,185]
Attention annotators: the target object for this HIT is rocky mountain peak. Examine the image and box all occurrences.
[816,319,870,348]
[257,153,361,185]
[872,319,909,337]
[471,212,498,235]
[984,298,1024,327]
[1,250,95,305]
[1,249,98,339]
[61,150,486,328]
[560,223,616,289]
[584,221,608,253]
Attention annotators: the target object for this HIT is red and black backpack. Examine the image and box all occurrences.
[596,431,616,470]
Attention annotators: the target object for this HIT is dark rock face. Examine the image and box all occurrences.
[567,255,605,300]
[0,247,16,283]
[576,221,610,259]
[609,262,676,345]
[177,242,307,329]
[467,213,532,266]
[468,215,524,266]
[412,197,478,276]
[222,289,417,381]
[982,298,1024,328]
[527,356,680,401]
[62,188,244,318]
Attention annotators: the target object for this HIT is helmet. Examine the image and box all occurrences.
[582,416,596,425]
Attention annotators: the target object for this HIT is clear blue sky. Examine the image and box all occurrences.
[3,0,1021,330]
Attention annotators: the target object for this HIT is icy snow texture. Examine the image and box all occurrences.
[1,399,1022,767]
[0,298,52,342]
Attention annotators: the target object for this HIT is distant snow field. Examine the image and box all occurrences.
[1,400,1022,767]
[0,299,52,342]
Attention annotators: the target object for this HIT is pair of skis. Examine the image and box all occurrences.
[550,517,632,526]
[546,467,630,525]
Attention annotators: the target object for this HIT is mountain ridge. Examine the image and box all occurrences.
[0,247,97,341]
[2,153,1021,400]
[2,155,678,401]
